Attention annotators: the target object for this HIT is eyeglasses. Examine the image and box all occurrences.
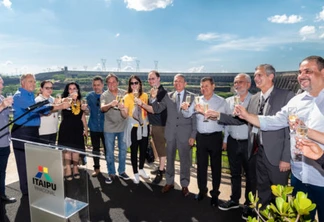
[148,78,156,81]
[234,81,246,85]
[44,87,53,90]
[130,82,139,85]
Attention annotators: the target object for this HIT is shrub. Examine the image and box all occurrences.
[247,184,316,222]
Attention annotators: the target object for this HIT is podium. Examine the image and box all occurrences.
[25,142,89,222]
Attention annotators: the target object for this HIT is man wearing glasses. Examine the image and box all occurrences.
[147,70,168,184]
[101,73,130,184]
[86,76,106,177]
[232,56,324,221]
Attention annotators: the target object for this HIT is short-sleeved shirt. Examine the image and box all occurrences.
[101,89,127,133]
[35,95,58,135]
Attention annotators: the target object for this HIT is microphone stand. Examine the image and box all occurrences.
[0,104,48,133]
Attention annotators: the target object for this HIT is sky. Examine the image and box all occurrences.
[1,0,324,75]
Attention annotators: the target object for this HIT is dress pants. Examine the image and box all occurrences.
[227,135,256,204]
[0,146,10,196]
[90,131,106,170]
[196,132,223,197]
[39,133,57,145]
[256,145,289,207]
[165,137,191,187]
[11,125,40,195]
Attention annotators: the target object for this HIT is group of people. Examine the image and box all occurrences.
[0,55,323,221]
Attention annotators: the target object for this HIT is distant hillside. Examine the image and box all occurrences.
[1,71,300,97]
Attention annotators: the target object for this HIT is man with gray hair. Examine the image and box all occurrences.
[207,65,294,219]
[218,73,256,211]
[140,74,196,196]
[11,74,70,195]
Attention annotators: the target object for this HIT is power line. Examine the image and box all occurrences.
[101,59,106,71]
[117,59,122,72]
[154,60,158,71]
[136,60,140,72]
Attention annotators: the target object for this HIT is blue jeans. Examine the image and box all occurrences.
[0,146,10,196]
[104,132,127,175]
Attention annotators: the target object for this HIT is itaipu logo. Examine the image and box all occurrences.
[32,166,57,195]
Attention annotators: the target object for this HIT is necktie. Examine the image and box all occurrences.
[176,93,181,112]
[253,96,268,155]
[258,96,267,115]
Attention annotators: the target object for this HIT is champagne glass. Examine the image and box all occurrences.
[114,92,123,110]
[186,95,191,106]
[294,117,308,162]
[288,107,297,133]
[81,98,87,105]
[6,93,13,111]
[233,95,240,106]
[296,118,308,139]
[56,94,62,103]
[203,102,209,122]
[232,94,241,116]
[194,95,200,105]
[133,89,139,105]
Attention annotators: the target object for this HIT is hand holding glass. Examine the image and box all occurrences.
[6,93,13,110]
[288,107,298,133]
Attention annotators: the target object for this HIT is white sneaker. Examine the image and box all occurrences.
[133,173,140,184]
[139,169,149,179]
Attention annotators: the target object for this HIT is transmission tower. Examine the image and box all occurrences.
[83,65,88,71]
[136,60,140,72]
[117,59,122,72]
[101,59,106,71]
[154,60,158,71]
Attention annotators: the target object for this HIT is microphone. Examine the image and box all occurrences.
[26,100,50,110]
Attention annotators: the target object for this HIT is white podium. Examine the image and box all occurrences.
[25,143,89,222]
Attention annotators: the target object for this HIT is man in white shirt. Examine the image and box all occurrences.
[232,56,324,221]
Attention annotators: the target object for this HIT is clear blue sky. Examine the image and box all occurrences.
[1,0,324,75]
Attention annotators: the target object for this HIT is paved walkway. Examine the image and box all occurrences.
[5,145,246,204]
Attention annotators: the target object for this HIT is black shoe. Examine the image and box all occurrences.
[150,168,165,175]
[242,205,256,220]
[218,200,240,211]
[1,195,17,203]
[210,196,218,207]
[194,190,207,201]
[152,171,163,184]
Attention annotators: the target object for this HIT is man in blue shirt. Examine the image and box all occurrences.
[86,76,106,177]
[0,76,16,203]
[11,74,70,195]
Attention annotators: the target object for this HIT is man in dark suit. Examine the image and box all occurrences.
[141,74,196,196]
[206,64,294,219]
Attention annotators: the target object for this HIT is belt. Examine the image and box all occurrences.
[12,124,39,129]
[198,131,222,136]
[229,135,247,142]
